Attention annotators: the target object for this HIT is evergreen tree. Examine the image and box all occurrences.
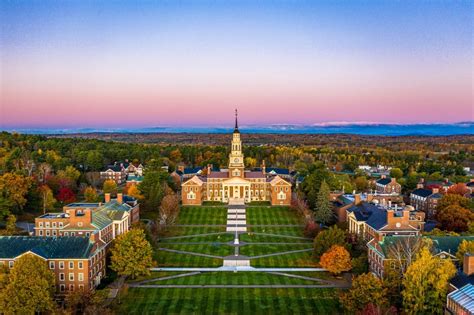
[314,180,333,225]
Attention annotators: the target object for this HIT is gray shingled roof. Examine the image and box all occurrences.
[411,188,433,197]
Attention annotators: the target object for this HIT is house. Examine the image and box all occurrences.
[410,185,443,217]
[34,193,139,245]
[181,111,292,206]
[100,164,126,184]
[368,235,474,279]
[126,174,144,188]
[125,163,144,176]
[0,236,106,294]
[347,202,424,241]
[447,254,474,314]
[172,167,203,183]
[375,176,401,194]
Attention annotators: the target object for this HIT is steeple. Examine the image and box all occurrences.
[234,108,240,133]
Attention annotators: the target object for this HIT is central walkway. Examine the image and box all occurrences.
[224,201,250,267]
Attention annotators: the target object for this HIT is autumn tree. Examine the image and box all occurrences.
[456,240,474,266]
[447,183,469,196]
[158,193,180,227]
[110,228,154,279]
[64,288,111,315]
[39,185,56,214]
[389,168,403,179]
[314,180,333,225]
[84,186,99,202]
[126,185,144,200]
[320,245,352,275]
[437,194,472,212]
[0,254,56,314]
[0,173,32,214]
[402,247,456,314]
[313,225,347,260]
[57,187,76,204]
[340,273,389,313]
[436,204,473,232]
[5,214,16,235]
[354,176,369,192]
[103,179,118,195]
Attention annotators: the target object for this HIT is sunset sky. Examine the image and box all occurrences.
[1,1,472,128]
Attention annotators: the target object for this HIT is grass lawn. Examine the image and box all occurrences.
[115,287,341,314]
[246,206,303,225]
[177,206,227,225]
[251,250,316,268]
[146,271,326,285]
[240,231,312,243]
[160,226,226,238]
[244,226,306,237]
[154,249,223,267]
[240,244,313,257]
[160,232,234,243]
[158,243,234,257]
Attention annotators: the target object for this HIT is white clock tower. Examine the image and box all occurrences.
[228,109,245,178]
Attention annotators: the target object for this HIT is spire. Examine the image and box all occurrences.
[234,108,240,133]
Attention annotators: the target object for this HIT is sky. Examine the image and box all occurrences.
[0,0,472,129]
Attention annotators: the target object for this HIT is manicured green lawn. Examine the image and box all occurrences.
[244,226,306,237]
[146,271,326,285]
[246,206,303,225]
[177,206,227,225]
[251,250,316,267]
[158,243,234,257]
[115,287,341,314]
[160,232,234,243]
[240,244,313,257]
[160,226,226,238]
[154,249,223,267]
[240,231,312,243]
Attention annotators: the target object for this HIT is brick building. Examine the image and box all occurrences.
[0,236,106,294]
[181,111,292,206]
[375,176,401,194]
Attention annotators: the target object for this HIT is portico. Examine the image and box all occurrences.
[222,177,251,203]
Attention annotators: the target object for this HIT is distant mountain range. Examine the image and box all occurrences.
[3,122,473,136]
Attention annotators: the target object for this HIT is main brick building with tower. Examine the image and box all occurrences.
[181,110,292,206]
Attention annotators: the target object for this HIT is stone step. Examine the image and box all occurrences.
[226,220,247,225]
[223,259,251,267]
[226,226,247,232]
[227,209,246,214]
[227,215,246,219]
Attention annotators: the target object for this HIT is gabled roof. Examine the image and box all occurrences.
[376,177,392,185]
[348,202,387,229]
[269,176,291,186]
[0,236,94,259]
[182,176,205,186]
[266,168,290,175]
[428,236,474,256]
[103,165,123,172]
[411,188,433,197]
[91,210,113,229]
[184,167,202,175]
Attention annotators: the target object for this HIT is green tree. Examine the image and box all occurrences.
[314,181,333,225]
[0,254,56,314]
[456,240,474,266]
[84,186,99,202]
[110,228,154,279]
[390,168,403,179]
[313,225,346,260]
[402,247,456,314]
[340,273,389,313]
[103,179,118,195]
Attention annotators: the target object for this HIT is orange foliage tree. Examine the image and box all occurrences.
[320,245,352,275]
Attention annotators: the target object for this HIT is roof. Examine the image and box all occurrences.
[411,188,433,197]
[184,167,202,175]
[208,171,229,179]
[245,171,265,179]
[376,177,392,185]
[451,273,474,290]
[65,203,101,208]
[127,175,144,182]
[467,181,474,187]
[429,236,474,256]
[269,176,291,186]
[266,168,290,175]
[0,236,94,259]
[103,165,122,172]
[348,202,387,229]
[447,284,474,313]
[182,176,205,186]
[91,210,113,229]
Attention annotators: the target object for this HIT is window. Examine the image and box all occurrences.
[78,222,83,227]
[38,230,43,236]
[52,222,57,228]
[59,273,65,281]
[79,284,84,290]
[39,222,43,227]
[59,222,63,228]
[52,230,57,236]
[45,222,50,227]
[78,261,83,269]
[69,284,74,292]
[69,273,74,281]
[60,284,65,292]
[9,261,14,268]
[49,261,55,269]
[69,261,74,269]
[65,232,69,236]
[71,232,75,236]
[46,230,50,236]
[78,273,84,281]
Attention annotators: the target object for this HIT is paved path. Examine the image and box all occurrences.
[226,205,247,232]
[249,232,312,240]
[150,267,326,272]
[157,248,223,259]
[133,272,202,285]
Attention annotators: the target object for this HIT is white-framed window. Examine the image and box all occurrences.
[59,273,65,281]
[277,191,286,200]
[39,222,43,227]
[49,261,55,269]
[71,232,75,236]
[69,273,74,281]
[38,230,43,236]
[59,261,64,269]
[69,261,74,269]
[45,222,50,228]
[52,222,57,228]
[52,230,57,236]
[187,191,196,200]
[60,284,65,292]
[59,222,63,228]
[65,232,69,236]
[78,261,83,269]
[9,261,14,268]
[78,273,84,281]
[46,230,50,236]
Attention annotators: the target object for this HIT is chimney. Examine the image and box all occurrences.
[117,193,123,204]
[420,178,425,183]
[178,165,184,173]
[432,187,439,194]
[388,200,392,208]
[463,253,474,276]
[381,174,386,179]
[105,193,111,203]
[416,183,424,189]
[262,160,266,174]
[354,194,361,205]
[207,164,212,175]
